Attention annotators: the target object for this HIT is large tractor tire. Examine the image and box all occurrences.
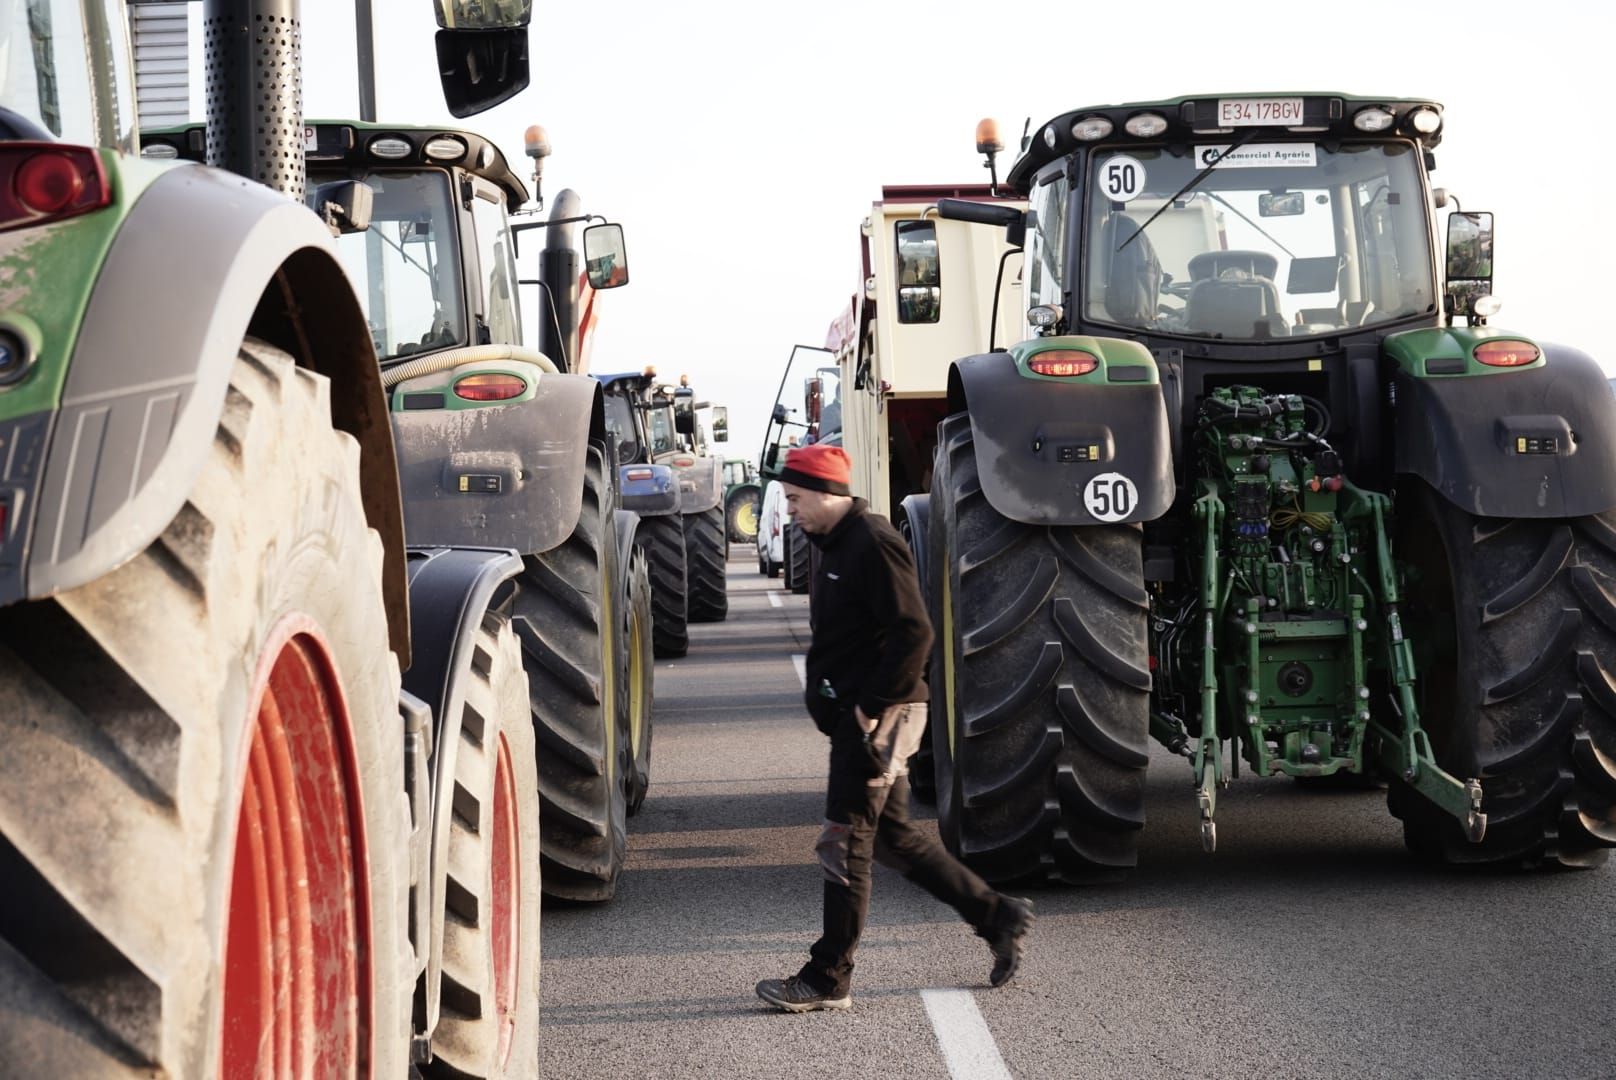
[514,442,628,902]
[927,414,1151,884]
[0,340,409,1077]
[786,521,811,595]
[635,512,689,658]
[899,503,937,806]
[1392,483,1616,867]
[685,505,729,623]
[726,485,761,544]
[425,612,541,1079]
[622,545,656,815]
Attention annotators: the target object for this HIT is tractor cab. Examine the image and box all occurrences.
[943,95,1494,357]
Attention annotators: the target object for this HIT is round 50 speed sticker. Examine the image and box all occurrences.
[1099,155,1146,202]
[1083,472,1138,522]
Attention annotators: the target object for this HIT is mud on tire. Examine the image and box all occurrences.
[0,340,408,1077]
[1393,483,1616,867]
[927,414,1151,884]
[514,442,628,902]
[685,505,729,623]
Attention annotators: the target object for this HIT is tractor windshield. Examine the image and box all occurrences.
[1081,142,1435,341]
[311,168,468,361]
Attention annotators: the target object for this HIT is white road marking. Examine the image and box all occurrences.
[768,591,783,608]
[791,654,807,689]
[921,989,1014,1080]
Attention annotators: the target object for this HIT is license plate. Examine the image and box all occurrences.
[1217,97,1304,127]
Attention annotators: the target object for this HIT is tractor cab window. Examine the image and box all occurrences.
[314,169,468,361]
[646,403,678,457]
[1026,167,1069,315]
[2,0,134,149]
[468,182,521,347]
[604,390,641,464]
[1081,143,1434,341]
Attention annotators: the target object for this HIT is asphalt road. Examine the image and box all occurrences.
[540,551,1616,1079]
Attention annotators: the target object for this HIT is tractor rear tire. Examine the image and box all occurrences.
[726,486,761,545]
[514,442,628,902]
[927,414,1151,884]
[786,522,811,595]
[0,340,408,1077]
[1392,483,1616,867]
[899,504,937,806]
[635,513,689,659]
[623,545,656,815]
[423,612,541,1079]
[685,505,729,623]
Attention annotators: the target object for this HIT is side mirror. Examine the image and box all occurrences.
[312,179,373,234]
[435,28,529,118]
[1258,191,1304,217]
[583,223,630,289]
[673,397,695,435]
[895,219,941,325]
[1445,211,1494,282]
[712,406,729,442]
[434,0,533,29]
[763,444,779,472]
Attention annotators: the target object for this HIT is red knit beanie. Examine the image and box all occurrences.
[781,444,852,496]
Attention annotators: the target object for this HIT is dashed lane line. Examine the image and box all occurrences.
[769,591,783,608]
[921,989,1014,1080]
[791,654,806,689]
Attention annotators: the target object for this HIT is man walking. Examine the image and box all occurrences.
[756,444,1034,1013]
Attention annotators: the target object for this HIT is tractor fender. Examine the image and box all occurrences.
[1391,343,1616,518]
[619,462,681,516]
[669,455,724,515]
[393,372,606,555]
[399,544,524,1038]
[614,508,640,581]
[25,165,408,664]
[947,350,1174,526]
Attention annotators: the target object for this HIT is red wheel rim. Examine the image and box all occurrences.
[490,732,521,1067]
[222,621,370,1079]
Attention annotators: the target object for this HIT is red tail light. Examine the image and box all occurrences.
[1473,340,1540,368]
[624,467,654,481]
[1027,350,1099,377]
[2,144,110,232]
[452,372,528,401]
[672,456,695,468]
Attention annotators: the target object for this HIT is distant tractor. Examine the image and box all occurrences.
[724,457,763,545]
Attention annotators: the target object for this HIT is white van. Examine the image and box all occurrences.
[756,480,785,577]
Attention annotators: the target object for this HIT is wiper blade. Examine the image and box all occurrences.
[1118,127,1264,252]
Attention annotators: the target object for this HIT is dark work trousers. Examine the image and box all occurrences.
[797,712,1001,996]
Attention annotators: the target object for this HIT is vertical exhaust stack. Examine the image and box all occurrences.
[203,0,306,199]
[539,188,582,372]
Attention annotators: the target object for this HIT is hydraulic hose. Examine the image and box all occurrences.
[380,344,559,389]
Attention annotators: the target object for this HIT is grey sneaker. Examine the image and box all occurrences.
[988,896,1034,987]
[755,976,852,1013]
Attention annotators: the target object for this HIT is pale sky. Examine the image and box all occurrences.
[191,0,1614,459]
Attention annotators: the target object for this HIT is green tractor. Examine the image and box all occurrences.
[912,95,1616,883]
[723,457,763,546]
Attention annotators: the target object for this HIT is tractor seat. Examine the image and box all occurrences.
[1185,271,1287,338]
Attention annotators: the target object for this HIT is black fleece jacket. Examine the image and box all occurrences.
[802,499,933,734]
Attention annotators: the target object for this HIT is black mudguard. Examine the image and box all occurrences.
[393,373,604,556]
[947,352,1174,526]
[1393,343,1616,518]
[400,544,523,1037]
[614,508,640,578]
